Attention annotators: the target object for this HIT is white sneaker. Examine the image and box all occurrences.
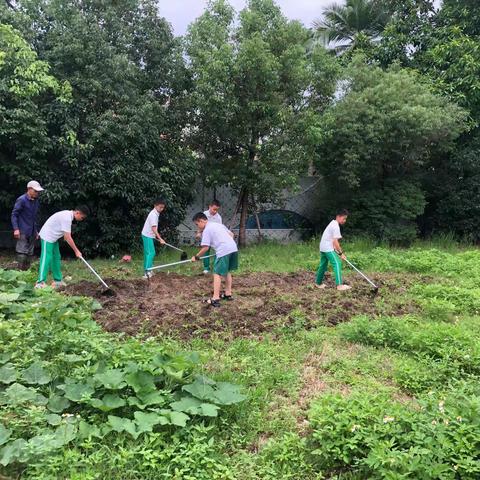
[51,281,67,289]
[203,270,210,275]
[337,284,352,291]
[315,283,327,289]
[34,282,47,289]
[142,272,153,280]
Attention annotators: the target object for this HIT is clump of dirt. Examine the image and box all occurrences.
[65,271,424,340]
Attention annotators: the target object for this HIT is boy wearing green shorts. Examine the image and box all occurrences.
[141,198,166,279]
[191,212,238,307]
[35,206,89,289]
[316,209,351,291]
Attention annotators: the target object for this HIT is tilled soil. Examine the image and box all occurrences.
[65,271,424,340]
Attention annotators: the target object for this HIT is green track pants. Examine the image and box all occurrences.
[316,251,343,286]
[142,235,156,272]
[37,240,62,283]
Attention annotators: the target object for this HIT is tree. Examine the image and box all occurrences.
[1,0,195,255]
[312,0,392,54]
[316,58,468,243]
[0,23,72,216]
[184,0,339,246]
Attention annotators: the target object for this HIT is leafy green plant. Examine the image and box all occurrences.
[308,386,480,479]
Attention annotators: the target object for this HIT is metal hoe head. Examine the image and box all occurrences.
[344,257,379,295]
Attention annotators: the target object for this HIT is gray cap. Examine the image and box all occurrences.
[27,180,44,192]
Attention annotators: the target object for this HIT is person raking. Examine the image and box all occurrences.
[201,199,222,274]
[141,198,166,279]
[315,209,351,291]
[35,206,89,289]
[191,212,238,307]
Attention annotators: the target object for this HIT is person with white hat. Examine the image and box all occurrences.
[10,180,44,270]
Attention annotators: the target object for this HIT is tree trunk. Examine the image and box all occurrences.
[238,187,249,248]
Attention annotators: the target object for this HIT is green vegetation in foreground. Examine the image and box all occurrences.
[2,241,480,478]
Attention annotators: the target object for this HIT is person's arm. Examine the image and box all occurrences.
[11,197,23,239]
[191,245,210,262]
[152,225,165,244]
[333,239,346,260]
[63,232,82,258]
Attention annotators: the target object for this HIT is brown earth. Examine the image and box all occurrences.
[64,270,424,340]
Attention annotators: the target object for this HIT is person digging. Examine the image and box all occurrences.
[315,209,351,291]
[191,212,238,307]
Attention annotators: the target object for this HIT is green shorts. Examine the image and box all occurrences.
[214,252,239,276]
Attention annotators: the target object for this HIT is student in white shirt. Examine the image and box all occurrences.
[36,205,89,289]
[200,199,222,274]
[141,198,166,278]
[316,209,351,291]
[191,211,238,308]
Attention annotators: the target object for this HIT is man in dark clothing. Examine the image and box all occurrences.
[11,180,44,270]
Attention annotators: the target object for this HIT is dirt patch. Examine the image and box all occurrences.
[64,270,425,340]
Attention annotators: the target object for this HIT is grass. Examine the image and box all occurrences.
[2,238,480,478]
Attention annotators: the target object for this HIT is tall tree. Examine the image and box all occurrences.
[184,0,339,246]
[312,0,392,54]
[1,0,195,255]
[316,58,468,243]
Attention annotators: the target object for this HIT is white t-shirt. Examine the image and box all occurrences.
[203,209,222,224]
[319,220,342,252]
[39,210,74,243]
[142,209,160,238]
[201,221,237,259]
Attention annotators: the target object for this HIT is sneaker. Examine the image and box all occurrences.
[315,283,327,289]
[51,281,67,289]
[34,282,47,289]
[142,272,153,280]
[337,284,352,291]
[203,270,210,275]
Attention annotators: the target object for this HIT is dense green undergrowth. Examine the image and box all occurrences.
[0,269,245,479]
[2,244,480,479]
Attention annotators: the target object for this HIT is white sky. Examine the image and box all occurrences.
[158,0,443,36]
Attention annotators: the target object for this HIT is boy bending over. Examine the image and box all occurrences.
[192,212,238,307]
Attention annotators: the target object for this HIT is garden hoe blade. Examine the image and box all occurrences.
[344,257,379,295]
[79,257,114,296]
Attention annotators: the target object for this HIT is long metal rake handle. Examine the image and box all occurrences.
[344,257,378,289]
[147,254,215,272]
[79,257,110,289]
[163,242,184,253]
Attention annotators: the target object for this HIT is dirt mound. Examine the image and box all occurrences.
[65,271,421,340]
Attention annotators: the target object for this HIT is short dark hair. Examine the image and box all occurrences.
[154,198,166,206]
[192,212,208,222]
[336,209,349,217]
[75,205,90,216]
[209,199,221,207]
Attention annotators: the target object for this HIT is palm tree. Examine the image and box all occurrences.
[313,0,392,53]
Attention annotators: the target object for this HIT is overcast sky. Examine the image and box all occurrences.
[159,0,442,36]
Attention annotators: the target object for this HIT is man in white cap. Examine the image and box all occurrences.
[11,180,44,270]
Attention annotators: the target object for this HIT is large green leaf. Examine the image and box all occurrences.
[108,415,139,439]
[0,439,27,466]
[78,421,103,440]
[212,382,247,405]
[136,390,165,406]
[170,396,219,417]
[47,394,70,413]
[0,293,20,304]
[93,369,126,390]
[53,423,77,447]
[0,424,12,446]
[133,411,166,433]
[62,382,95,402]
[182,379,216,401]
[90,394,126,412]
[0,363,18,384]
[5,383,37,405]
[125,371,156,394]
[168,411,190,427]
[22,361,51,385]
[46,414,62,426]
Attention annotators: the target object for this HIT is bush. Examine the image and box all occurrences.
[308,387,480,479]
